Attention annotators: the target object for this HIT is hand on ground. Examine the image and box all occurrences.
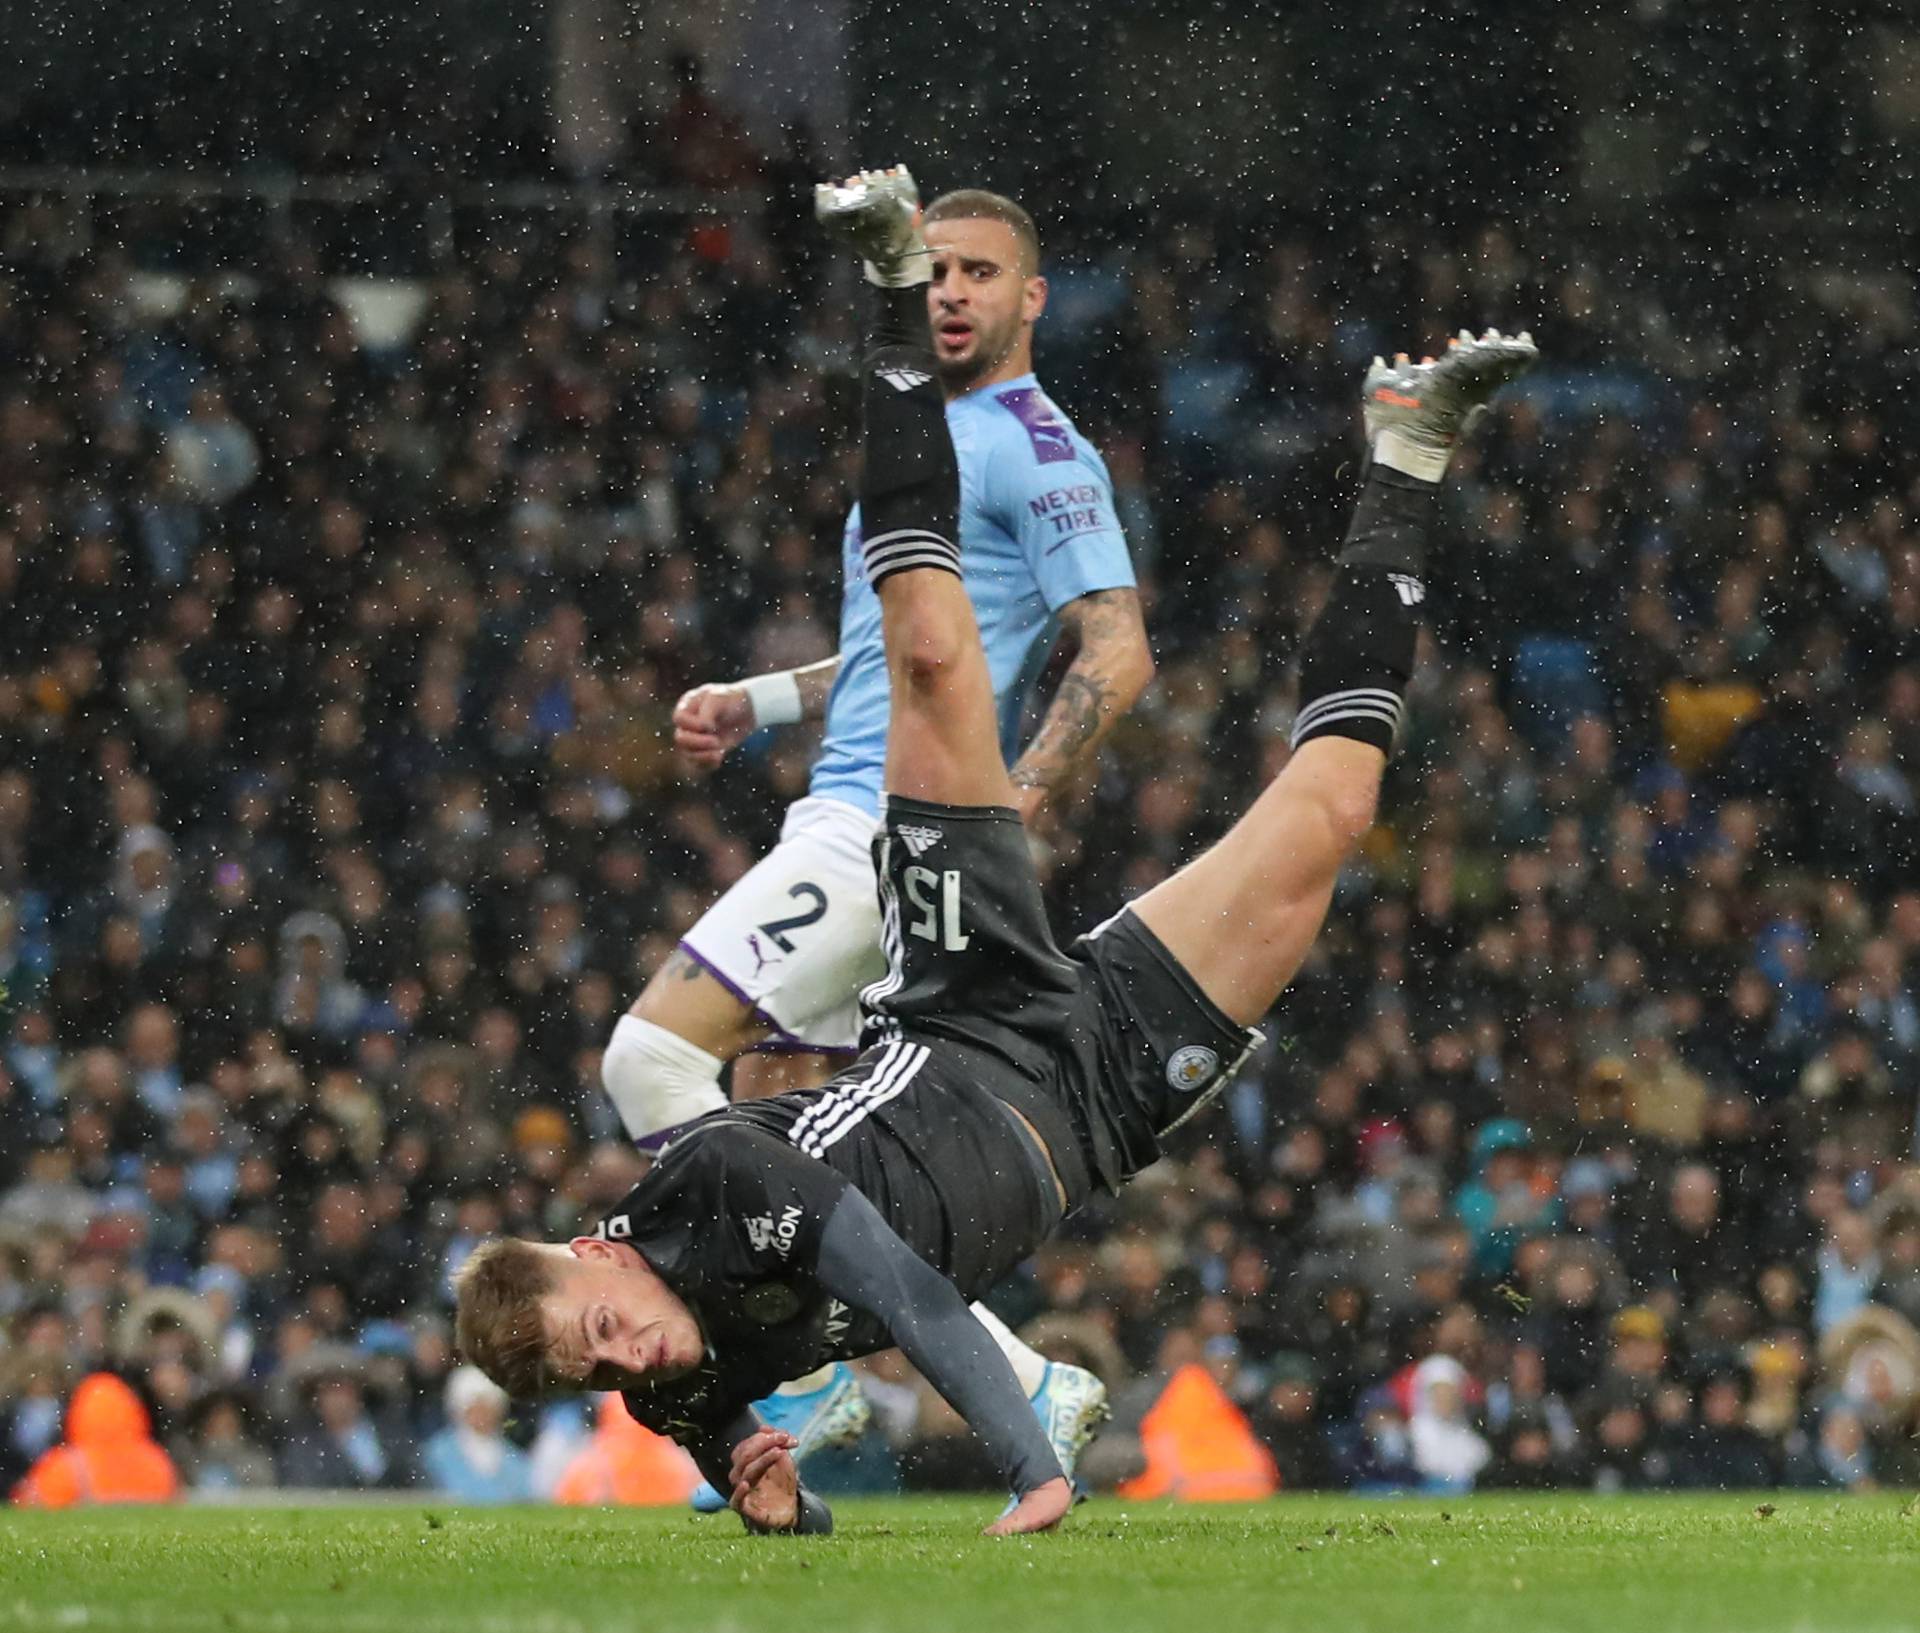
[983,1477,1074,1537]
[729,1427,802,1532]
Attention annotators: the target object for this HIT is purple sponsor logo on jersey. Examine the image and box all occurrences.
[995,385,1075,465]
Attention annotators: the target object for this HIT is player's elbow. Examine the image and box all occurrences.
[1071,595,1153,710]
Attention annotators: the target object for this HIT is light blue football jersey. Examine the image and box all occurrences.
[808,374,1137,817]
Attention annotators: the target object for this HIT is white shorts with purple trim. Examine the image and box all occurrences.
[678,794,884,1055]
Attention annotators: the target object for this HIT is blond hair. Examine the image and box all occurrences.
[452,1238,562,1398]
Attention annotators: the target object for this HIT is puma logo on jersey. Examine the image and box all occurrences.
[875,366,931,393]
[896,825,942,858]
[1389,573,1425,607]
[745,1204,803,1259]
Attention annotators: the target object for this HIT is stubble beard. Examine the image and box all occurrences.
[934,315,1020,394]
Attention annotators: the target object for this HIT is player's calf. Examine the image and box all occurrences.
[1131,332,1537,1024]
[816,170,961,593]
[1290,331,1537,762]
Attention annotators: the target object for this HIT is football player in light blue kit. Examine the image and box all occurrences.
[600,177,1150,1501]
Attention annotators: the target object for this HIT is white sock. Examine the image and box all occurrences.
[969,1303,1050,1398]
[601,1014,726,1142]
[773,1366,840,1397]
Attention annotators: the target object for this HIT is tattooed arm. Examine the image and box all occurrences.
[1009,587,1153,826]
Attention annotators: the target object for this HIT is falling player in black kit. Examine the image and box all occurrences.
[453,165,1537,1536]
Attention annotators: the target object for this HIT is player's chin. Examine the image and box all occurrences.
[934,350,986,389]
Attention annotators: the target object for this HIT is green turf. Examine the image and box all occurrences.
[3,1496,1916,1633]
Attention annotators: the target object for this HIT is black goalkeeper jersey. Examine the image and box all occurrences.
[598,1048,1059,1446]
[599,794,1258,1498]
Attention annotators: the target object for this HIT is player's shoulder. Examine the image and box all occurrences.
[966,376,1104,475]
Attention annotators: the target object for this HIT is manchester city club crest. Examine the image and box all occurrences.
[1166,1044,1220,1092]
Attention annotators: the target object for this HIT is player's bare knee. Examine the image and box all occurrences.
[889,625,965,696]
[1319,780,1381,853]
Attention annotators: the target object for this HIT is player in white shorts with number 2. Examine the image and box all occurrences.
[666,791,887,1073]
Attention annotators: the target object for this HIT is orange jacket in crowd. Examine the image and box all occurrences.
[1119,1363,1279,1503]
[553,1393,701,1506]
[12,1373,180,1508]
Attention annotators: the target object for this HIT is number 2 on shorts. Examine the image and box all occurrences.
[757,882,828,953]
[904,866,970,951]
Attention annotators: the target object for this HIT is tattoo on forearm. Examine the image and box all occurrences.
[1009,589,1147,797]
[1011,672,1111,793]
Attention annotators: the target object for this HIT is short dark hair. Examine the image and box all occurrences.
[453,1237,561,1397]
[924,189,1041,276]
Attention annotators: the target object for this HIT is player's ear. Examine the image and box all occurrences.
[1023,274,1048,323]
[569,1235,618,1262]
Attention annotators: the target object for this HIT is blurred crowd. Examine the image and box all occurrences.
[5,96,1920,1504]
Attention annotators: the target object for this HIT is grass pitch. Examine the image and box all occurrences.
[4,1495,1916,1633]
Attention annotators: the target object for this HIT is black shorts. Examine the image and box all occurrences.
[862,795,1262,1204]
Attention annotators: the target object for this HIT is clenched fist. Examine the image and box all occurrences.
[674,684,758,772]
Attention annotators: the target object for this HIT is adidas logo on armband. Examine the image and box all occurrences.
[1389,573,1426,607]
[875,366,932,393]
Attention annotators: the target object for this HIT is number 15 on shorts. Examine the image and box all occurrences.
[904,866,969,951]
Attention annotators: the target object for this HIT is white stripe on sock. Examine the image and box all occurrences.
[1291,704,1403,747]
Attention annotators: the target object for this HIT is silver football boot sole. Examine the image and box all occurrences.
[814,164,930,287]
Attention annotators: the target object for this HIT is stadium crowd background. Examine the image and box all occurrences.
[6,41,1920,1504]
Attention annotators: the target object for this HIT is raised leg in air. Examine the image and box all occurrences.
[817,167,1016,813]
[1130,330,1538,1026]
[818,167,1084,1536]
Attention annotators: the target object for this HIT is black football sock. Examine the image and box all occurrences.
[1337,462,1437,579]
[1291,467,1433,755]
[859,284,960,588]
[868,282,931,352]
